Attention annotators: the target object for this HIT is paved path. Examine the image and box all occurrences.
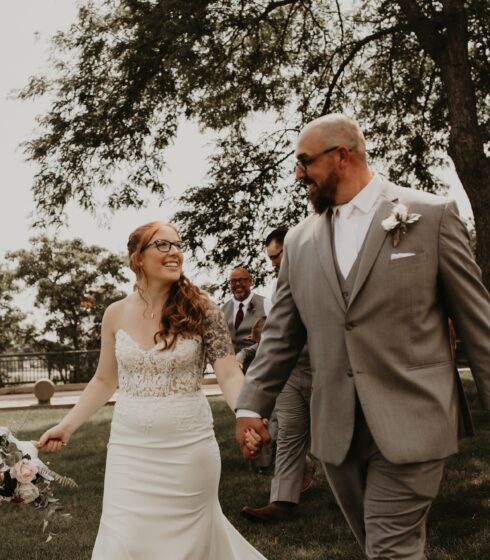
[0,381,222,411]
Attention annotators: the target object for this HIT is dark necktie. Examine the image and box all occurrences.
[235,303,244,330]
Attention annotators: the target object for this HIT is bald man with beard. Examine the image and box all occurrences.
[235,114,490,559]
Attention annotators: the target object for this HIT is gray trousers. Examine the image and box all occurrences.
[323,401,445,559]
[270,368,312,504]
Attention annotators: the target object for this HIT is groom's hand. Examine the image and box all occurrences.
[236,417,271,460]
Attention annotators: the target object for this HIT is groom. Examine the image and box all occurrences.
[235,114,490,559]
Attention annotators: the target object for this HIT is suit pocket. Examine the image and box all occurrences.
[388,250,427,268]
[407,360,453,371]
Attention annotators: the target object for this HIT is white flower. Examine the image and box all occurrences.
[15,482,40,504]
[381,204,421,247]
[381,214,400,231]
[392,203,409,221]
[10,459,38,483]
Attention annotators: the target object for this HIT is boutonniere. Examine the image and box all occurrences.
[381,204,421,247]
[247,301,256,313]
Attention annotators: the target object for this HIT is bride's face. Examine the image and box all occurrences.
[138,226,184,285]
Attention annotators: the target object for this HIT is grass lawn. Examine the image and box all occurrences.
[0,377,489,560]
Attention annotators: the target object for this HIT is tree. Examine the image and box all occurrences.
[20,0,489,288]
[7,236,128,351]
[0,266,37,353]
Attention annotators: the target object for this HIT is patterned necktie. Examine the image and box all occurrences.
[235,303,244,330]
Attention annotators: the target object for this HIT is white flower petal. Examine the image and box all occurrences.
[393,203,409,221]
[406,213,421,223]
[381,215,399,231]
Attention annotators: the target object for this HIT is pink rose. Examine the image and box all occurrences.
[10,459,38,483]
[15,482,40,504]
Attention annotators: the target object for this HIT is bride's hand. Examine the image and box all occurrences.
[37,424,71,452]
[244,428,263,456]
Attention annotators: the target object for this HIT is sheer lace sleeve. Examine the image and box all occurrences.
[203,302,234,365]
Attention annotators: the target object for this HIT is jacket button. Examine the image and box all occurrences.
[345,322,354,331]
[347,369,353,377]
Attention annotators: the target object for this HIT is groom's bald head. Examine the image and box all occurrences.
[298,114,367,161]
[295,114,373,211]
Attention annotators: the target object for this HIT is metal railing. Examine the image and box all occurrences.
[0,350,100,387]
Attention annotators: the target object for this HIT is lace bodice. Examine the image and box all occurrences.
[115,302,234,398]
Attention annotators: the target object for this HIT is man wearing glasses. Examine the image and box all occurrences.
[236,114,490,558]
[241,227,315,522]
[221,267,271,354]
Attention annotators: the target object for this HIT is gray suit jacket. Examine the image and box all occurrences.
[237,180,490,466]
[221,293,267,354]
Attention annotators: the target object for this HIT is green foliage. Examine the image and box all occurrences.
[20,0,490,284]
[38,466,78,489]
[0,265,37,353]
[0,385,489,559]
[6,236,128,350]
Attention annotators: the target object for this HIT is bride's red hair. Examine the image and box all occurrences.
[127,221,209,350]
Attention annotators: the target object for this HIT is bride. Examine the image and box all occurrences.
[37,221,266,559]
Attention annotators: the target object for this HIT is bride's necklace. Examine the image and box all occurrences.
[138,291,163,320]
[145,308,160,320]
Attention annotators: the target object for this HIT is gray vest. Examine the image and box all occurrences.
[221,294,267,353]
[331,241,363,308]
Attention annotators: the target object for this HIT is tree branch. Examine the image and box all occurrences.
[334,0,344,44]
[257,0,299,22]
[321,23,405,115]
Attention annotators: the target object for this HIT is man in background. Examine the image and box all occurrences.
[221,266,271,354]
[241,227,315,522]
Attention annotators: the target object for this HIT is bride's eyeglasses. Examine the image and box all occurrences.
[140,239,185,253]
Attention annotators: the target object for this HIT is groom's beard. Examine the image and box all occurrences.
[307,170,339,214]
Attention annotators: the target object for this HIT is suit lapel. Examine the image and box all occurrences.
[349,184,398,307]
[313,211,346,311]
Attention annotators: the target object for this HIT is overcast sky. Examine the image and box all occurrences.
[0,1,217,262]
[0,1,474,310]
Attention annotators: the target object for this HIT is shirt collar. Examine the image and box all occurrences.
[350,173,382,214]
[233,292,253,308]
[334,173,382,218]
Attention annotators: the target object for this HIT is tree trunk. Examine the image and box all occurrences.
[472,187,490,289]
[396,0,490,289]
[436,1,490,289]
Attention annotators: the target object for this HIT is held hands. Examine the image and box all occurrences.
[236,417,271,461]
[244,427,263,456]
[37,424,72,453]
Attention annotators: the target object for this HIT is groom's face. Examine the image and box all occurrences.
[295,132,341,213]
[308,169,340,214]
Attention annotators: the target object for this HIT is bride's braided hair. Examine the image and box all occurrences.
[127,222,209,351]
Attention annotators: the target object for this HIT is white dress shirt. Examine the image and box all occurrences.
[232,292,272,319]
[236,173,383,419]
[333,173,383,278]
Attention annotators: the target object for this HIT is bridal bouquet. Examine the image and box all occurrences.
[0,426,76,508]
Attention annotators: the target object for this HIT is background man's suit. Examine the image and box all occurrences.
[222,293,267,354]
[237,179,490,557]
[270,344,312,504]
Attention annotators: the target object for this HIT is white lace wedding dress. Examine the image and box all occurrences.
[92,303,266,560]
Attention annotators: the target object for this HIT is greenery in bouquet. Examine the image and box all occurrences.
[0,427,77,540]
